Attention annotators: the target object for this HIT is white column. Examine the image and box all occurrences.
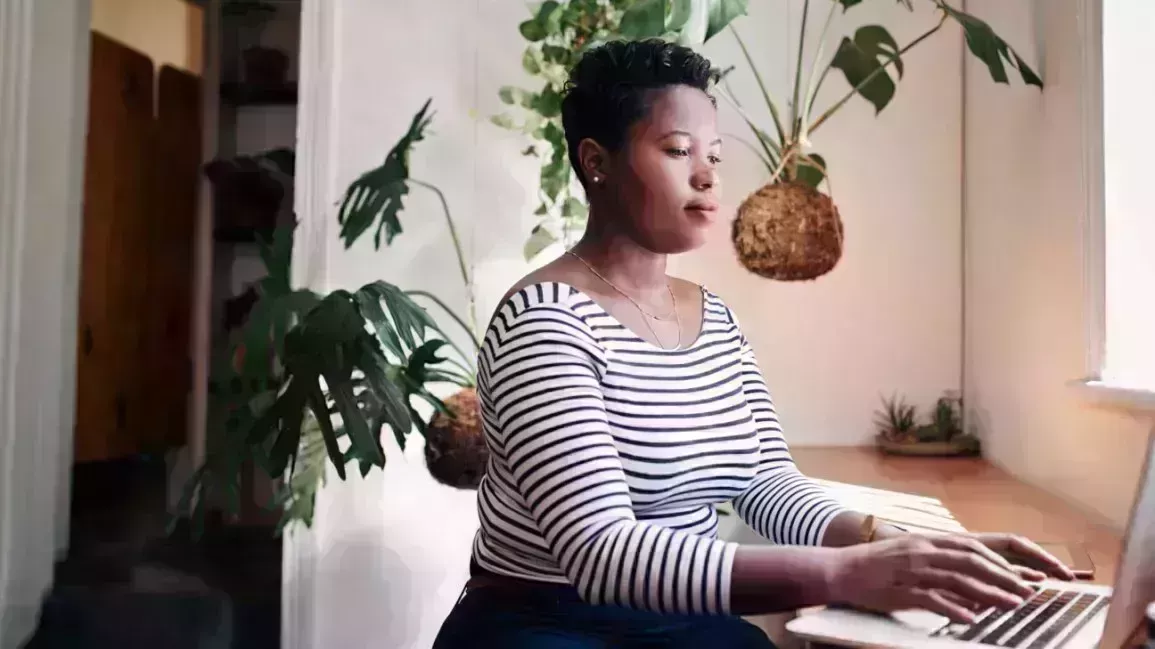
[281,1,337,647]
[0,1,90,647]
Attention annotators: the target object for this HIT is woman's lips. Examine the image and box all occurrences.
[685,200,719,220]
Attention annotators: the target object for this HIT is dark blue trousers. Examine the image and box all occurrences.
[432,581,775,649]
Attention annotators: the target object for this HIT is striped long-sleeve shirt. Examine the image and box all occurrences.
[471,281,848,616]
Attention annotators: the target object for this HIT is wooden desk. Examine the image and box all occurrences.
[739,448,1125,648]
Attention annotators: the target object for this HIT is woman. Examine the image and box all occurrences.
[433,39,1074,648]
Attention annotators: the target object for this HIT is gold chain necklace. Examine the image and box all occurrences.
[565,250,683,350]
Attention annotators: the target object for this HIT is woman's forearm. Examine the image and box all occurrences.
[730,544,841,615]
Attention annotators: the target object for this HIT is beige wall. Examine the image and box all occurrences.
[90,0,203,74]
[675,0,965,446]
[963,0,1151,530]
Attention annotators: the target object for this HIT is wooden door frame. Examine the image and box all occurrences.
[1,0,329,645]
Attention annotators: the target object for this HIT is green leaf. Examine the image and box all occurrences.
[524,225,557,260]
[561,197,587,221]
[354,290,404,362]
[795,153,827,189]
[673,0,706,45]
[534,86,563,118]
[620,0,667,39]
[490,113,517,130]
[519,19,547,41]
[704,0,748,42]
[358,336,413,437]
[668,0,693,32]
[304,380,345,480]
[830,29,897,114]
[853,25,904,79]
[542,45,570,65]
[323,361,384,469]
[943,5,1043,88]
[267,393,305,476]
[336,99,434,250]
[522,49,542,75]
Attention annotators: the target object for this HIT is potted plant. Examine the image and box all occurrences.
[721,0,1042,281]
[874,391,980,456]
[493,0,750,260]
[176,100,486,537]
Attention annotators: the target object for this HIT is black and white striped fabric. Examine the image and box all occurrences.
[471,281,847,615]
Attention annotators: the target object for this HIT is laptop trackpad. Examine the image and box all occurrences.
[890,608,950,632]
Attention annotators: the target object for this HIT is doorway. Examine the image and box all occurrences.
[26,1,302,646]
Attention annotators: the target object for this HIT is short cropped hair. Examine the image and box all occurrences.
[560,39,717,186]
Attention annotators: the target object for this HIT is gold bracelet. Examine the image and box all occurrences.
[859,514,879,543]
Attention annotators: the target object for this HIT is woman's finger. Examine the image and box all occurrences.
[931,534,1019,575]
[927,549,1034,599]
[905,588,978,625]
[1004,536,1076,580]
[1013,564,1048,582]
[914,567,1026,611]
[935,588,986,611]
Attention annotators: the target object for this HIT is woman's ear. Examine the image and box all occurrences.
[577,138,608,185]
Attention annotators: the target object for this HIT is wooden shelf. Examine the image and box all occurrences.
[220,82,297,106]
[213,226,274,243]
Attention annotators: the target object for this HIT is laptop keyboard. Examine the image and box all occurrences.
[929,585,1109,647]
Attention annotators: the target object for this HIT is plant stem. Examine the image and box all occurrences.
[405,289,481,359]
[409,178,478,341]
[808,12,947,135]
[724,132,775,173]
[802,1,839,124]
[716,86,780,169]
[729,25,788,147]
[790,0,811,141]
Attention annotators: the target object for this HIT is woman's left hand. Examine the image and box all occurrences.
[965,533,1077,581]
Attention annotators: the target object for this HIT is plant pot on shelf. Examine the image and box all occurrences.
[424,388,488,489]
[242,47,289,87]
[205,158,284,235]
[732,180,844,282]
[876,434,982,457]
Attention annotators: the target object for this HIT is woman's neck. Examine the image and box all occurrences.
[570,229,668,297]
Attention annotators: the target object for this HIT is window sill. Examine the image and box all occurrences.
[1068,379,1155,413]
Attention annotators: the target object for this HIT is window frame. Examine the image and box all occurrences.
[1070,0,1155,411]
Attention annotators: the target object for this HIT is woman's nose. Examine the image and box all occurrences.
[691,168,717,192]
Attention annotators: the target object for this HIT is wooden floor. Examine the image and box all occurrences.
[790,447,1125,586]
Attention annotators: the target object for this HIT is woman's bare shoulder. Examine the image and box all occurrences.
[495,255,597,307]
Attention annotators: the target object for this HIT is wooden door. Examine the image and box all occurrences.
[74,33,202,463]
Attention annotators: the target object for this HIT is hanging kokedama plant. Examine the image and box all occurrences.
[721,0,1042,281]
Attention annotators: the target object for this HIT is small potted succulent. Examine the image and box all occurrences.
[874,391,980,456]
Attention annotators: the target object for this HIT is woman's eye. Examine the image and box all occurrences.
[708,155,723,164]
[666,147,690,157]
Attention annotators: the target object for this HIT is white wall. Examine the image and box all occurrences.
[286,1,539,647]
[677,0,964,446]
[963,0,1151,530]
[0,1,91,647]
[285,2,975,647]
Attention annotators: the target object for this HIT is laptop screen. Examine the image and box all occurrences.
[1100,427,1155,648]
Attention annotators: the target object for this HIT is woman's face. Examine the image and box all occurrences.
[588,85,722,254]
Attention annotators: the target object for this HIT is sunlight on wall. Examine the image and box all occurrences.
[90,0,203,75]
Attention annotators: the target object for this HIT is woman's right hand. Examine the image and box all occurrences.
[826,534,1037,624]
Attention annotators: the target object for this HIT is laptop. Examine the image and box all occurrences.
[786,427,1155,649]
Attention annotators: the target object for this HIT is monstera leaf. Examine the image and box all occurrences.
[337,99,434,249]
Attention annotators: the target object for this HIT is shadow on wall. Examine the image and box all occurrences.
[316,533,417,646]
